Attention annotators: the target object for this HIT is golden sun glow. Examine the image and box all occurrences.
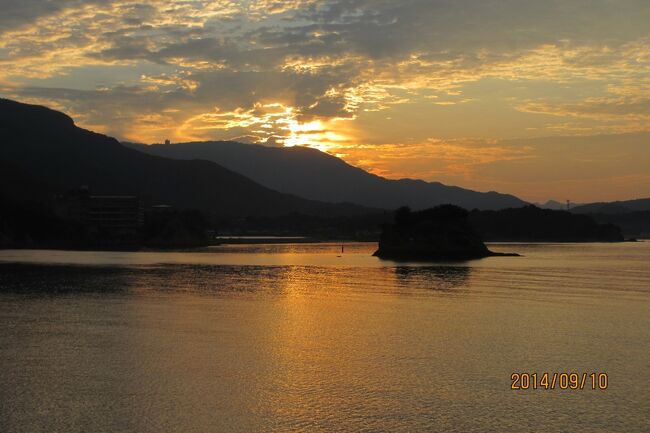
[170,103,354,152]
[283,119,351,152]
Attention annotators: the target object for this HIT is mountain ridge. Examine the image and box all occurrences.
[570,198,650,214]
[125,140,527,210]
[0,98,372,217]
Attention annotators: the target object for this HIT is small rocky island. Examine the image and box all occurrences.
[374,205,518,261]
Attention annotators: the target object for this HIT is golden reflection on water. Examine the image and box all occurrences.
[1,243,650,431]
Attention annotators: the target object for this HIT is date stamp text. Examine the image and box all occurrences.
[511,372,608,390]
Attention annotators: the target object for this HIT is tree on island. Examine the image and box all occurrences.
[374,204,511,261]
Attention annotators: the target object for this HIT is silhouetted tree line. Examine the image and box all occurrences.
[0,195,91,248]
[375,204,492,260]
[468,205,623,242]
[143,210,211,248]
[394,204,469,226]
[0,195,213,249]
[585,211,650,239]
[1,195,627,250]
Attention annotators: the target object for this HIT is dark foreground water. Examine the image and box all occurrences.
[1,242,649,432]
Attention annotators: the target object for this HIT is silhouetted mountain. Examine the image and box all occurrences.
[0,98,371,218]
[570,198,650,214]
[126,140,527,210]
[0,159,53,205]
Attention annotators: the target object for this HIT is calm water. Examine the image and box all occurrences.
[1,242,649,432]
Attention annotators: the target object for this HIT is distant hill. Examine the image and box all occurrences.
[0,98,371,217]
[126,140,527,210]
[539,200,565,210]
[585,211,650,239]
[568,198,650,238]
[537,200,585,210]
[469,205,624,242]
[570,198,650,214]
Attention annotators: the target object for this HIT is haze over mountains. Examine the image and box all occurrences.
[0,98,369,217]
[126,141,527,211]
[538,200,572,211]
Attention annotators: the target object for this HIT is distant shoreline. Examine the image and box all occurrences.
[0,238,644,254]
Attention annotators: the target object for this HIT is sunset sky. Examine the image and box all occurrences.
[1,0,649,203]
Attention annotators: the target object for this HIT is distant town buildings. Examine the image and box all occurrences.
[54,187,144,241]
